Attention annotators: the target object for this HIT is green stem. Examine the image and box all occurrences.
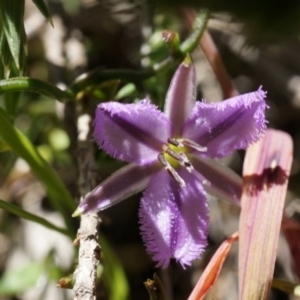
[0,77,74,101]
[0,199,71,238]
[180,9,210,54]
[69,67,156,95]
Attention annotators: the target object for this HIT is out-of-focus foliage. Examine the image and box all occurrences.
[0,0,299,299]
[0,249,63,296]
[160,0,300,44]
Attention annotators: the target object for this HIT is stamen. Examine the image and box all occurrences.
[158,153,186,187]
[177,138,207,152]
[162,145,193,173]
[167,137,184,147]
[179,152,194,172]
[163,145,183,161]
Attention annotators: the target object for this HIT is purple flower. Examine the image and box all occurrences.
[74,55,267,268]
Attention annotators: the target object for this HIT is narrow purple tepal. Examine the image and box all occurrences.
[73,54,267,268]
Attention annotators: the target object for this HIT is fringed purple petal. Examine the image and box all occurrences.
[79,162,160,213]
[94,100,171,164]
[164,54,196,136]
[139,169,209,268]
[191,154,242,206]
[183,87,268,158]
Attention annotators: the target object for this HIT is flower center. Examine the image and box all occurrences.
[163,143,189,169]
[157,137,207,188]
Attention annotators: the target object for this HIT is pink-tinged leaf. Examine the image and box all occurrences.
[239,129,293,300]
[188,232,239,300]
[282,215,300,279]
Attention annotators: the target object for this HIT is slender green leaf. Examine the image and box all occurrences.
[0,77,74,101]
[0,108,76,233]
[0,198,70,237]
[239,129,293,300]
[100,235,130,300]
[0,32,13,78]
[0,0,25,73]
[31,0,53,26]
[19,25,27,75]
[3,92,20,117]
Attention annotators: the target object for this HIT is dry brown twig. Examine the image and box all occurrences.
[67,32,101,299]
[42,11,101,298]
[73,114,101,300]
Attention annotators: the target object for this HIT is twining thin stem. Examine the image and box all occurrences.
[182,8,238,99]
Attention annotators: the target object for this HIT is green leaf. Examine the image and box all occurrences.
[0,198,70,237]
[0,0,26,73]
[100,235,130,300]
[0,32,13,78]
[3,92,20,117]
[0,77,74,101]
[0,262,44,295]
[0,108,76,233]
[31,0,53,26]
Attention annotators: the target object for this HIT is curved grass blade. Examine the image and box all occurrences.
[0,77,74,101]
[0,108,76,232]
[239,129,293,300]
[31,0,53,26]
[0,198,70,237]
